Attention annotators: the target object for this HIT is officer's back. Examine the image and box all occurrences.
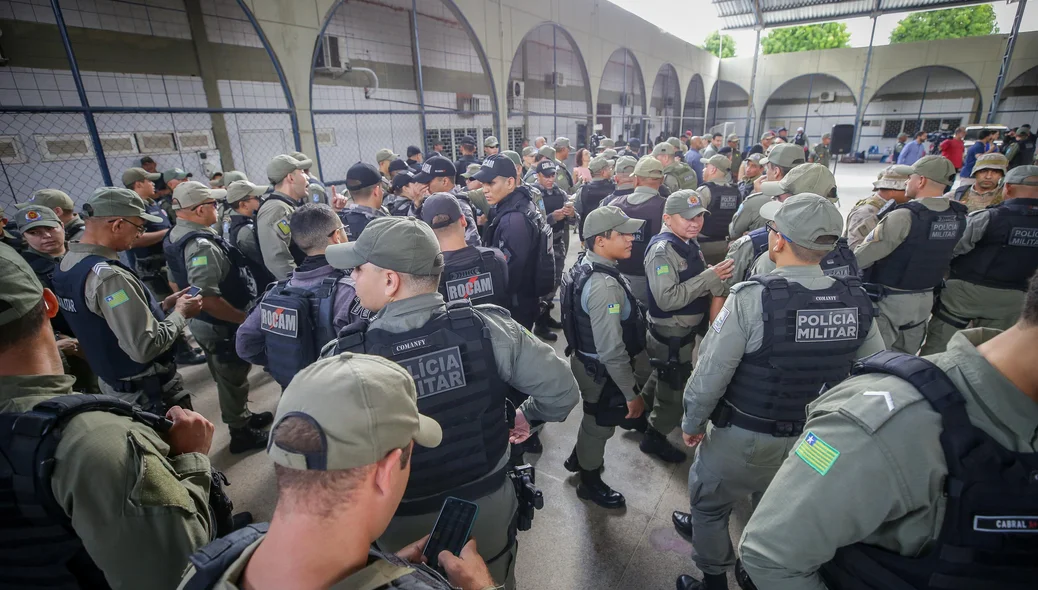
[339,161,387,241]
[612,156,668,304]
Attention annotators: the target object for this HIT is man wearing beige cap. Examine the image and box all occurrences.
[551,137,576,194]
[726,134,742,179]
[728,143,807,238]
[178,352,499,590]
[746,131,775,158]
[696,154,742,263]
[257,154,312,280]
[215,170,251,234]
[18,188,85,242]
[654,141,699,196]
[951,152,1007,212]
[601,155,638,207]
[920,165,1038,354]
[845,164,912,249]
[0,243,223,590]
[483,135,500,157]
[52,188,203,412]
[737,153,764,198]
[856,155,967,353]
[224,178,276,288]
[124,167,177,302]
[290,150,328,205]
[810,132,832,168]
[326,216,578,585]
[674,193,883,590]
[376,147,399,193]
[165,181,269,453]
[575,155,616,239]
[613,156,668,304]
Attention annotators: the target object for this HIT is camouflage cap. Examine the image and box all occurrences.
[972,152,1008,176]
[761,163,836,198]
[911,155,956,187]
[760,192,844,251]
[633,156,664,179]
[614,156,638,175]
[0,243,44,328]
[873,165,913,190]
[461,163,483,179]
[521,146,537,157]
[15,205,62,232]
[17,189,74,212]
[483,136,499,148]
[1005,165,1038,186]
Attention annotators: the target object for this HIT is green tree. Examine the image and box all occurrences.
[890,5,999,44]
[760,23,851,55]
[703,30,736,58]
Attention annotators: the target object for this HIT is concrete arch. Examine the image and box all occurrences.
[647,63,681,141]
[595,47,646,141]
[864,66,983,121]
[759,73,857,141]
[681,74,706,135]
[996,65,1038,124]
[707,79,752,137]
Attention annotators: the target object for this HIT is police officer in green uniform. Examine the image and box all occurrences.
[325,216,579,587]
[602,155,638,206]
[484,135,500,157]
[290,150,328,205]
[123,166,174,294]
[612,157,668,304]
[17,188,85,242]
[521,145,536,176]
[376,147,399,194]
[696,154,742,264]
[920,166,1038,354]
[740,275,1038,590]
[642,191,732,464]
[164,181,271,453]
[256,154,312,280]
[844,165,911,249]
[856,155,967,354]
[737,153,763,198]
[216,170,250,236]
[810,133,832,168]
[553,137,576,195]
[560,206,649,508]
[655,141,699,196]
[224,179,275,288]
[575,155,615,240]
[0,243,223,590]
[674,193,885,590]
[728,144,807,238]
[727,134,743,179]
[532,159,575,341]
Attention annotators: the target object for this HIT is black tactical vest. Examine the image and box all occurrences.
[700,182,742,241]
[163,231,257,326]
[722,275,874,426]
[439,247,509,308]
[613,192,665,276]
[577,179,616,239]
[950,201,1038,291]
[821,351,1038,590]
[21,252,74,338]
[539,184,568,237]
[743,229,859,280]
[256,195,306,265]
[645,232,710,319]
[1008,135,1036,169]
[127,200,172,279]
[227,214,276,289]
[561,253,646,364]
[339,205,384,242]
[869,200,967,291]
[603,186,634,207]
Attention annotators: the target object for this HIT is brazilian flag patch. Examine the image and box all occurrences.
[795,431,840,475]
[656,264,670,276]
[104,289,130,309]
[190,256,208,267]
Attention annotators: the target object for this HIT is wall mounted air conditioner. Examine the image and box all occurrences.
[510,80,525,99]
[818,91,836,103]
[315,35,350,74]
[546,72,565,88]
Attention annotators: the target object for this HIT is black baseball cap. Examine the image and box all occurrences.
[406,145,422,157]
[413,156,456,184]
[392,171,417,193]
[459,135,476,147]
[388,158,409,174]
[472,154,519,183]
[419,193,463,229]
[535,159,557,176]
[345,162,382,191]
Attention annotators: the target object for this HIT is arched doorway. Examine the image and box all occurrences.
[681,74,706,136]
[996,66,1038,129]
[760,74,857,146]
[595,48,646,143]
[646,63,681,144]
[707,80,751,140]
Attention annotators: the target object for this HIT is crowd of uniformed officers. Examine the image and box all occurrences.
[1,126,1037,590]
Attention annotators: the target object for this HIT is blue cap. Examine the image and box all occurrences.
[413,156,456,184]
[419,193,463,229]
[472,155,519,183]
[388,159,409,174]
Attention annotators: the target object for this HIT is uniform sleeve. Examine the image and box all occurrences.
[465,188,489,214]
[856,320,887,357]
[724,237,755,288]
[646,242,726,312]
[853,209,912,269]
[952,210,991,257]
[728,194,757,238]
[845,206,879,250]
[458,200,481,247]
[585,276,639,399]
[492,213,532,296]
[181,236,228,297]
[89,269,186,364]
[235,302,267,366]
[256,204,296,280]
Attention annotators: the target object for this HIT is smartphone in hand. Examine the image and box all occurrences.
[185,286,202,297]
[422,497,479,572]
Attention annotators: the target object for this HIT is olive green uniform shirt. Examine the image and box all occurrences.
[845,194,887,250]
[663,161,699,195]
[723,234,763,288]
[2,374,213,590]
[255,191,301,280]
[728,192,769,238]
[168,219,241,300]
[644,228,727,331]
[554,159,574,195]
[579,250,641,400]
[739,329,1038,590]
[811,143,831,168]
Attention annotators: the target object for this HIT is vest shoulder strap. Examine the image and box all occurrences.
[183,523,270,590]
[947,199,968,215]
[851,351,970,429]
[334,319,370,354]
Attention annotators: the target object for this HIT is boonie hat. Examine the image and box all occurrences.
[419,193,463,229]
[224,180,268,204]
[705,154,731,172]
[471,154,518,183]
[535,160,557,176]
[462,163,483,179]
[873,165,913,190]
[267,154,311,184]
[588,156,612,174]
[1005,165,1038,186]
[18,189,74,212]
[633,156,664,179]
[972,153,1008,176]
[122,167,161,187]
[15,205,62,232]
[760,193,844,251]
[483,136,499,148]
[172,181,226,210]
[326,216,444,275]
[583,205,644,237]
[345,162,382,192]
[761,143,806,168]
[84,187,162,222]
[665,190,708,219]
[269,352,441,471]
[761,163,836,198]
[614,156,638,175]
[375,148,399,163]
[911,155,956,187]
[0,244,44,328]
[413,156,457,184]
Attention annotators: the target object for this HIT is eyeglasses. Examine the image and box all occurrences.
[765,221,793,244]
[110,217,145,236]
[328,225,347,237]
[191,201,218,211]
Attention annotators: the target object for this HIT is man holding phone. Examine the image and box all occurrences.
[178,352,497,590]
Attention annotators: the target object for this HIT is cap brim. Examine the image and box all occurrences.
[471,168,499,183]
[210,189,228,201]
[759,200,782,221]
[145,172,162,181]
[326,242,366,269]
[760,180,786,197]
[414,414,442,448]
[614,218,645,234]
[140,212,163,223]
[412,171,435,184]
[677,207,709,219]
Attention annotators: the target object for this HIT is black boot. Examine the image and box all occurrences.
[564,448,580,473]
[676,572,728,590]
[640,427,686,463]
[229,425,268,454]
[735,559,758,590]
[540,308,564,330]
[576,468,625,509]
[248,411,274,429]
[671,510,695,538]
[533,322,558,342]
[174,344,207,366]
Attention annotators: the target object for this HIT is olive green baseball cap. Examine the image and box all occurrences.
[84,187,162,222]
[760,143,806,168]
[633,156,664,179]
[269,352,442,471]
[705,154,731,172]
[375,148,399,163]
[121,167,161,187]
[972,153,1008,176]
[501,150,521,168]
[521,146,537,157]
[727,133,740,143]
[588,156,612,174]
[583,205,644,237]
[665,190,708,219]
[461,163,483,179]
[873,165,913,190]
[911,155,956,187]
[18,189,74,211]
[326,216,444,275]
[666,137,685,152]
[761,163,836,198]
[651,142,677,157]
[598,138,615,150]
[1005,165,1038,186]
[553,137,571,150]
[483,136,499,148]
[171,181,227,210]
[267,154,311,184]
[220,170,249,186]
[760,193,843,251]
[601,148,618,160]
[614,156,638,175]
[0,243,44,328]
[162,168,191,183]
[225,180,268,204]
[15,205,62,232]
[289,152,312,167]
[538,146,556,160]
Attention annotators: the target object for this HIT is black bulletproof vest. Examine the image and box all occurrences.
[613,192,665,276]
[164,231,257,326]
[869,200,967,291]
[22,252,73,337]
[604,187,634,207]
[561,253,646,362]
[227,214,276,289]
[950,201,1038,291]
[821,351,1038,590]
[538,184,568,238]
[484,188,555,298]
[127,200,172,266]
[257,195,306,265]
[723,275,874,423]
[52,255,173,382]
[0,394,171,589]
[339,205,383,242]
[334,301,511,507]
[577,179,616,239]
[700,182,742,241]
[645,233,710,319]
[819,238,862,278]
[439,247,509,309]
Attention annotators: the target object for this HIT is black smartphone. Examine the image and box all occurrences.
[185,286,202,297]
[422,497,479,572]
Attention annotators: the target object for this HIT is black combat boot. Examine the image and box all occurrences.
[676,572,728,590]
[541,303,564,329]
[735,559,758,590]
[576,468,625,509]
[564,448,580,472]
[533,321,558,342]
[229,425,268,454]
[174,337,207,365]
[639,427,686,463]
[247,411,274,429]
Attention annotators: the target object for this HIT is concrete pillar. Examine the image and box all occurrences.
[184,0,235,171]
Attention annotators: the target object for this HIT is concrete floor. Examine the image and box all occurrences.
[182,162,885,590]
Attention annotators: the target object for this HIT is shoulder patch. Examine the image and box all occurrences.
[276,218,291,236]
[655,264,671,276]
[834,375,928,435]
[795,432,839,475]
[104,289,130,309]
[607,303,621,314]
[190,255,208,267]
[711,306,730,332]
[732,235,751,248]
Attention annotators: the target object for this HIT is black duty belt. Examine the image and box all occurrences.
[648,325,696,350]
[395,466,508,516]
[712,401,805,437]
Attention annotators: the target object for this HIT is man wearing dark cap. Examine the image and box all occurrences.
[338,161,388,241]
[0,242,223,590]
[388,170,426,217]
[674,193,883,590]
[18,188,85,242]
[257,154,312,280]
[728,143,806,238]
[856,155,967,353]
[325,216,579,586]
[405,144,424,172]
[531,158,576,341]
[454,135,479,185]
[413,155,481,247]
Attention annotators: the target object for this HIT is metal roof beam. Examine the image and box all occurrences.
[716,0,994,30]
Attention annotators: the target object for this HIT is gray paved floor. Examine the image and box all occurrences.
[184,163,883,589]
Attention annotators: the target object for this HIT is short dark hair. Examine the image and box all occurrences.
[769,163,793,177]
[0,298,46,353]
[712,133,723,140]
[585,229,615,251]
[916,131,927,139]
[1023,270,1038,325]
[290,203,341,254]
[350,185,377,201]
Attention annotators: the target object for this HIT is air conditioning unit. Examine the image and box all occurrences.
[546,72,565,88]
[510,96,525,112]
[315,35,350,74]
[818,91,836,103]
[510,80,525,99]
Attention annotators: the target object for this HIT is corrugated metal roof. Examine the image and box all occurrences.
[713,0,997,30]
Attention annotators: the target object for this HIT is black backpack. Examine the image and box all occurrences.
[487,201,556,298]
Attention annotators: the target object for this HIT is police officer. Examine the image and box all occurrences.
[157,168,192,223]
[655,141,699,196]
[674,193,884,590]
[123,166,174,295]
[553,137,576,194]
[237,203,364,388]
[811,132,832,168]
[856,155,967,354]
[1005,123,1035,169]
[53,188,202,412]
[339,161,388,241]
[164,181,270,453]
[413,155,481,247]
[15,205,71,325]
[729,143,806,238]
[740,273,1038,590]
[696,154,742,264]
[0,244,224,590]
[224,178,275,288]
[462,162,483,190]
[575,155,616,239]
[951,152,1007,212]
[484,135,500,157]
[216,170,250,236]
[726,134,743,180]
[325,216,578,587]
[521,145,537,176]
[257,154,311,280]
[845,165,911,249]
[523,146,553,184]
[613,157,668,304]
[16,188,85,242]
[375,148,399,193]
[532,158,576,341]
[406,144,424,172]
[737,153,764,198]
[388,170,425,217]
[920,165,1038,354]
[561,206,649,508]
[602,155,638,207]
[421,192,509,308]
[290,150,328,205]
[454,135,479,185]
[596,137,616,154]
[0,205,22,252]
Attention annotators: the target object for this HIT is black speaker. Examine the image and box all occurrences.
[830,124,855,155]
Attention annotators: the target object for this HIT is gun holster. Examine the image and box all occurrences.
[508,464,543,531]
[208,469,237,537]
[709,402,733,428]
[649,329,694,390]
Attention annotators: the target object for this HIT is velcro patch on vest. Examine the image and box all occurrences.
[720,194,738,209]
[349,296,371,320]
[631,227,645,243]
[446,272,494,301]
[795,307,859,342]
[260,303,298,338]
[973,516,1038,534]
[822,265,851,277]
[928,216,961,239]
[1008,227,1038,247]
[397,346,466,398]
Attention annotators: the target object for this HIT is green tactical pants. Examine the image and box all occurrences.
[875,291,933,354]
[920,279,1023,355]
[571,352,652,471]
[189,319,253,428]
[645,325,697,435]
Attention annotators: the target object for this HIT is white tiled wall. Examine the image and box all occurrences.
[0,67,208,108]
[202,0,263,48]
[218,80,288,110]
[0,0,192,39]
